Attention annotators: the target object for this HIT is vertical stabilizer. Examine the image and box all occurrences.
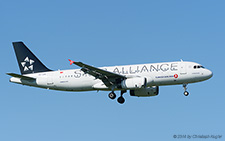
[12,42,51,74]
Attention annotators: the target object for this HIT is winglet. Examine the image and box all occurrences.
[68,59,75,65]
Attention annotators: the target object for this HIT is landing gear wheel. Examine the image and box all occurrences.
[184,91,189,96]
[117,96,125,104]
[108,92,116,99]
[183,84,189,96]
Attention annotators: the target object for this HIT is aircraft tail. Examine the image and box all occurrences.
[12,42,52,74]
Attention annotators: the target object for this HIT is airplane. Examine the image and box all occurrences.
[7,42,213,104]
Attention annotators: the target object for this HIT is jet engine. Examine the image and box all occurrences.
[121,77,146,89]
[130,86,159,97]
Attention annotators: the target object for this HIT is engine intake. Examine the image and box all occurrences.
[130,86,159,97]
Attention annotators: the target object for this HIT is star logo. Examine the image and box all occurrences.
[21,57,35,72]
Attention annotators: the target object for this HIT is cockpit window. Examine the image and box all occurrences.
[193,65,205,69]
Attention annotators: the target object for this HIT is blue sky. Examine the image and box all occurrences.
[1,0,224,140]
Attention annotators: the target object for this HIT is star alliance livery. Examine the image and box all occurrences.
[7,42,213,104]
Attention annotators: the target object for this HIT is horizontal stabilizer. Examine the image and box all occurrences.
[6,73,36,80]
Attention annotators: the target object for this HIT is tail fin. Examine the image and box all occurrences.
[12,42,51,74]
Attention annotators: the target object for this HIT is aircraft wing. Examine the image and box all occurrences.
[6,73,36,80]
[69,59,126,87]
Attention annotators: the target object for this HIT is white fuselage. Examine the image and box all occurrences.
[10,61,213,91]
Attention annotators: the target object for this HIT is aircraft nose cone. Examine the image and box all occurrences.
[205,69,213,79]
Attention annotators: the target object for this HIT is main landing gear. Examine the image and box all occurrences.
[108,91,116,99]
[108,90,127,104]
[183,84,189,96]
[117,90,126,104]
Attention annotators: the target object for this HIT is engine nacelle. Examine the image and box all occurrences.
[121,77,146,89]
[130,86,159,97]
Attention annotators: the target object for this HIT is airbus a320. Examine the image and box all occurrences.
[7,42,213,104]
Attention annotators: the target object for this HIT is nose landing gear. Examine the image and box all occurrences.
[184,91,189,96]
[183,84,189,96]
